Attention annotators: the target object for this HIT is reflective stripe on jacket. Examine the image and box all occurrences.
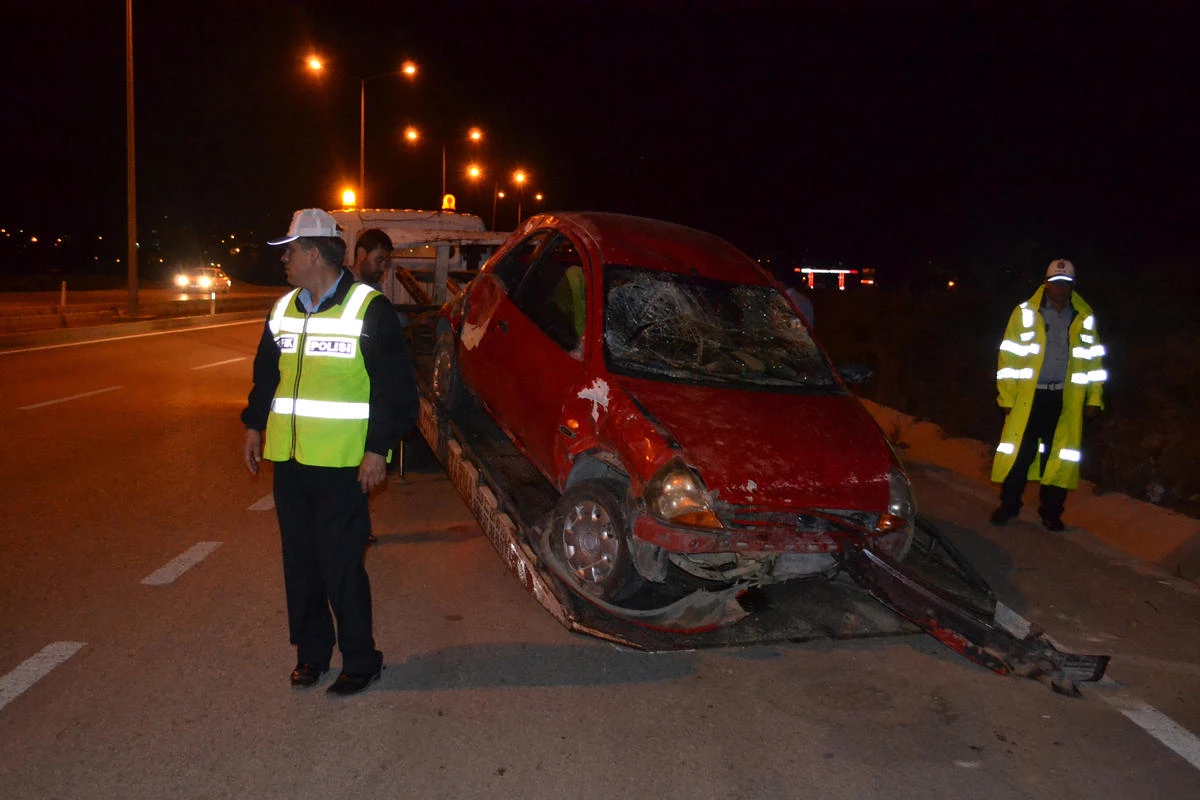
[991,286,1107,489]
[264,282,379,467]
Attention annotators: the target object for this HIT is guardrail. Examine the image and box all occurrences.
[0,294,276,336]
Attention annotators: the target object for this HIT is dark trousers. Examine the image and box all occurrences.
[999,388,1069,520]
[273,459,382,675]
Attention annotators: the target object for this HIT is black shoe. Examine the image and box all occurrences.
[1040,514,1066,532]
[326,668,382,696]
[290,662,328,687]
[989,506,1017,526]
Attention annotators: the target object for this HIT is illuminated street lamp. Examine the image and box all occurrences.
[490,174,541,229]
[404,125,485,203]
[306,55,418,207]
[491,188,505,230]
[512,169,528,225]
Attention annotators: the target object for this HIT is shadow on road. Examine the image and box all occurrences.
[380,641,699,691]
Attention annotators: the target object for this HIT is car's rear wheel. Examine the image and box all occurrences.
[432,330,467,416]
[552,480,644,602]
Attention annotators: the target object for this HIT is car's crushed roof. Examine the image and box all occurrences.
[534,212,773,285]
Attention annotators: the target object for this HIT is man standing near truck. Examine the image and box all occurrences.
[350,227,412,487]
[989,259,1107,532]
[241,209,418,695]
[350,228,393,290]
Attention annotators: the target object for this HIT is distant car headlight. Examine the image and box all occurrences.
[198,276,213,289]
[174,274,189,287]
[644,458,723,529]
[877,466,917,533]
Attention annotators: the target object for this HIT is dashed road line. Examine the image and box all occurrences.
[0,642,86,712]
[141,541,222,585]
[248,493,274,511]
[19,386,122,410]
[191,357,247,370]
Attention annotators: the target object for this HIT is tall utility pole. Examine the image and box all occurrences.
[359,77,365,205]
[125,0,138,315]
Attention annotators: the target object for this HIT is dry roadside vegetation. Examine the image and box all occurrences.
[815,267,1200,519]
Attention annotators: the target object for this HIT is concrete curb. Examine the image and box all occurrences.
[860,398,1200,582]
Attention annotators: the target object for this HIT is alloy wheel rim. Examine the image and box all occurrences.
[561,500,620,589]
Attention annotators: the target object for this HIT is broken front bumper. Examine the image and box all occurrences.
[839,516,1110,696]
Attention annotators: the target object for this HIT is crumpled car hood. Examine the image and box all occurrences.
[616,377,893,509]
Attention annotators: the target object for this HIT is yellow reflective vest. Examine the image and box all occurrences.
[991,286,1107,489]
[264,282,380,467]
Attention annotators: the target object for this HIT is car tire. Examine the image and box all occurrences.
[551,479,644,603]
[432,330,468,417]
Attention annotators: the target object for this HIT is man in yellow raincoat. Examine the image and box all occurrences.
[990,259,1107,531]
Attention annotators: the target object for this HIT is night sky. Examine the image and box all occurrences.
[3,1,1198,279]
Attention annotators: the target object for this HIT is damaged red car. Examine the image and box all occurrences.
[433,212,916,604]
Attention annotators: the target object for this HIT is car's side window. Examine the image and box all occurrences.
[512,235,586,354]
[491,232,550,293]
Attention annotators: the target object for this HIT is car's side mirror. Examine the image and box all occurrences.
[837,362,874,385]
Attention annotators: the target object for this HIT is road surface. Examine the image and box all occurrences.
[1,320,1198,799]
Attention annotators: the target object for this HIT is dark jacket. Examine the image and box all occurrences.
[241,268,419,458]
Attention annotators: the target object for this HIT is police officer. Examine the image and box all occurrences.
[990,259,1107,531]
[241,209,418,695]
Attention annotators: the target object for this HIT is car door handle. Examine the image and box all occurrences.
[494,320,509,333]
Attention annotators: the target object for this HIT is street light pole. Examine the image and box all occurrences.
[405,126,483,209]
[512,169,528,227]
[125,0,138,316]
[307,57,417,208]
[359,77,366,206]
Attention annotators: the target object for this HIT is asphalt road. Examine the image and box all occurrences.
[1,321,1199,799]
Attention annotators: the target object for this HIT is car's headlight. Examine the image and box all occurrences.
[644,458,723,529]
[198,276,213,288]
[174,274,189,287]
[877,466,917,533]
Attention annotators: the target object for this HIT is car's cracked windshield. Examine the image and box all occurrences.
[603,265,838,390]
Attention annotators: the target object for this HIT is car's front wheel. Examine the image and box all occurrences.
[552,480,644,603]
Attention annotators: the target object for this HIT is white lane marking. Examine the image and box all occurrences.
[191,356,247,370]
[248,493,274,511]
[993,602,1032,639]
[1096,680,1200,771]
[1000,606,1200,773]
[0,319,262,356]
[0,642,86,712]
[19,385,122,410]
[141,542,222,585]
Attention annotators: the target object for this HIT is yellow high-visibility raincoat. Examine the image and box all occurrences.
[991,286,1107,489]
